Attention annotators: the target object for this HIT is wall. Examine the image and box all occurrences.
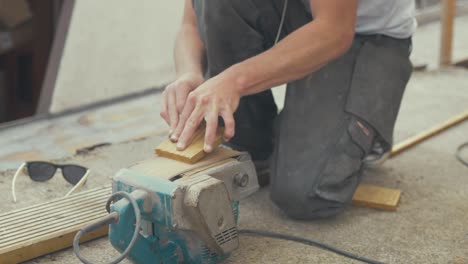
[49,1,183,113]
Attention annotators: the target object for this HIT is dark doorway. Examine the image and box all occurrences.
[0,0,63,123]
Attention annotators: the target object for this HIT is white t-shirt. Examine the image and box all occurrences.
[302,0,417,38]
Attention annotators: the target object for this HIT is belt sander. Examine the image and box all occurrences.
[73,137,259,264]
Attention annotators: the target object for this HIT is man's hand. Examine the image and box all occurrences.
[160,73,205,135]
[170,75,239,153]
[162,0,358,154]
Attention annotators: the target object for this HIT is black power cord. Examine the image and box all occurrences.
[72,192,384,264]
[239,229,385,264]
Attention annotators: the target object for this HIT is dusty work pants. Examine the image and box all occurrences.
[192,0,413,219]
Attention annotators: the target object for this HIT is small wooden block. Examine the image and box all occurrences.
[352,184,401,211]
[155,127,224,164]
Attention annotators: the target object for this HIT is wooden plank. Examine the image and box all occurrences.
[352,184,401,211]
[0,205,105,246]
[0,186,112,264]
[440,0,456,67]
[391,109,468,157]
[134,148,240,181]
[155,127,224,164]
[0,226,107,264]
[0,187,109,224]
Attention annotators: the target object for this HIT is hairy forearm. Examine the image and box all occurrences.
[224,20,354,96]
[174,24,206,78]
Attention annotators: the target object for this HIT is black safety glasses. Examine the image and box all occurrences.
[12,161,90,202]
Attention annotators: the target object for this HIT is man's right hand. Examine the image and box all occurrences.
[160,73,205,137]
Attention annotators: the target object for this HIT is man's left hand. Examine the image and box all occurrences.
[170,75,240,153]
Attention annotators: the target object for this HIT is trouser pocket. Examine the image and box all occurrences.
[313,116,374,204]
[345,36,413,147]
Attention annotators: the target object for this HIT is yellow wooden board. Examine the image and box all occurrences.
[0,226,107,264]
[0,186,111,264]
[352,184,401,211]
[155,127,224,164]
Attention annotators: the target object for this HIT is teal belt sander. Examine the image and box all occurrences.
[73,148,259,264]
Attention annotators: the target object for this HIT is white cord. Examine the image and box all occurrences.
[275,0,289,44]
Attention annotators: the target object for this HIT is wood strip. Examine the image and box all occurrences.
[1,198,107,229]
[0,193,109,225]
[0,186,110,224]
[0,186,110,221]
[0,214,106,249]
[0,194,108,245]
[155,127,224,164]
[352,184,401,211]
[0,203,106,243]
[1,204,105,240]
[391,110,468,157]
[440,0,456,67]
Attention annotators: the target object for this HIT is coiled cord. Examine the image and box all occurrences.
[73,191,141,264]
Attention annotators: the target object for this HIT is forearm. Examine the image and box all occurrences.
[224,20,354,96]
[174,24,206,78]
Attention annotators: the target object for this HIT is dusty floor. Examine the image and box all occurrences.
[0,67,466,264]
[0,15,468,264]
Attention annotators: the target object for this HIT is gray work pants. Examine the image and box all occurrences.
[193,0,412,219]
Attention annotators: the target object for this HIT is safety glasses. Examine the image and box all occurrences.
[11,161,90,202]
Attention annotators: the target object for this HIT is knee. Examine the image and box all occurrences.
[270,187,348,220]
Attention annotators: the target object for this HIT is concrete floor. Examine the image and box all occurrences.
[1,15,468,264]
[0,67,466,263]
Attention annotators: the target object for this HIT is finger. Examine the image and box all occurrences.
[177,105,204,151]
[203,112,219,153]
[172,93,196,142]
[167,91,179,134]
[160,91,170,126]
[220,109,235,141]
[175,84,190,113]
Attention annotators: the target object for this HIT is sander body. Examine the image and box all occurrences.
[107,149,258,264]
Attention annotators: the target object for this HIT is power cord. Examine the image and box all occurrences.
[73,192,142,264]
[239,229,385,264]
[72,191,383,264]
